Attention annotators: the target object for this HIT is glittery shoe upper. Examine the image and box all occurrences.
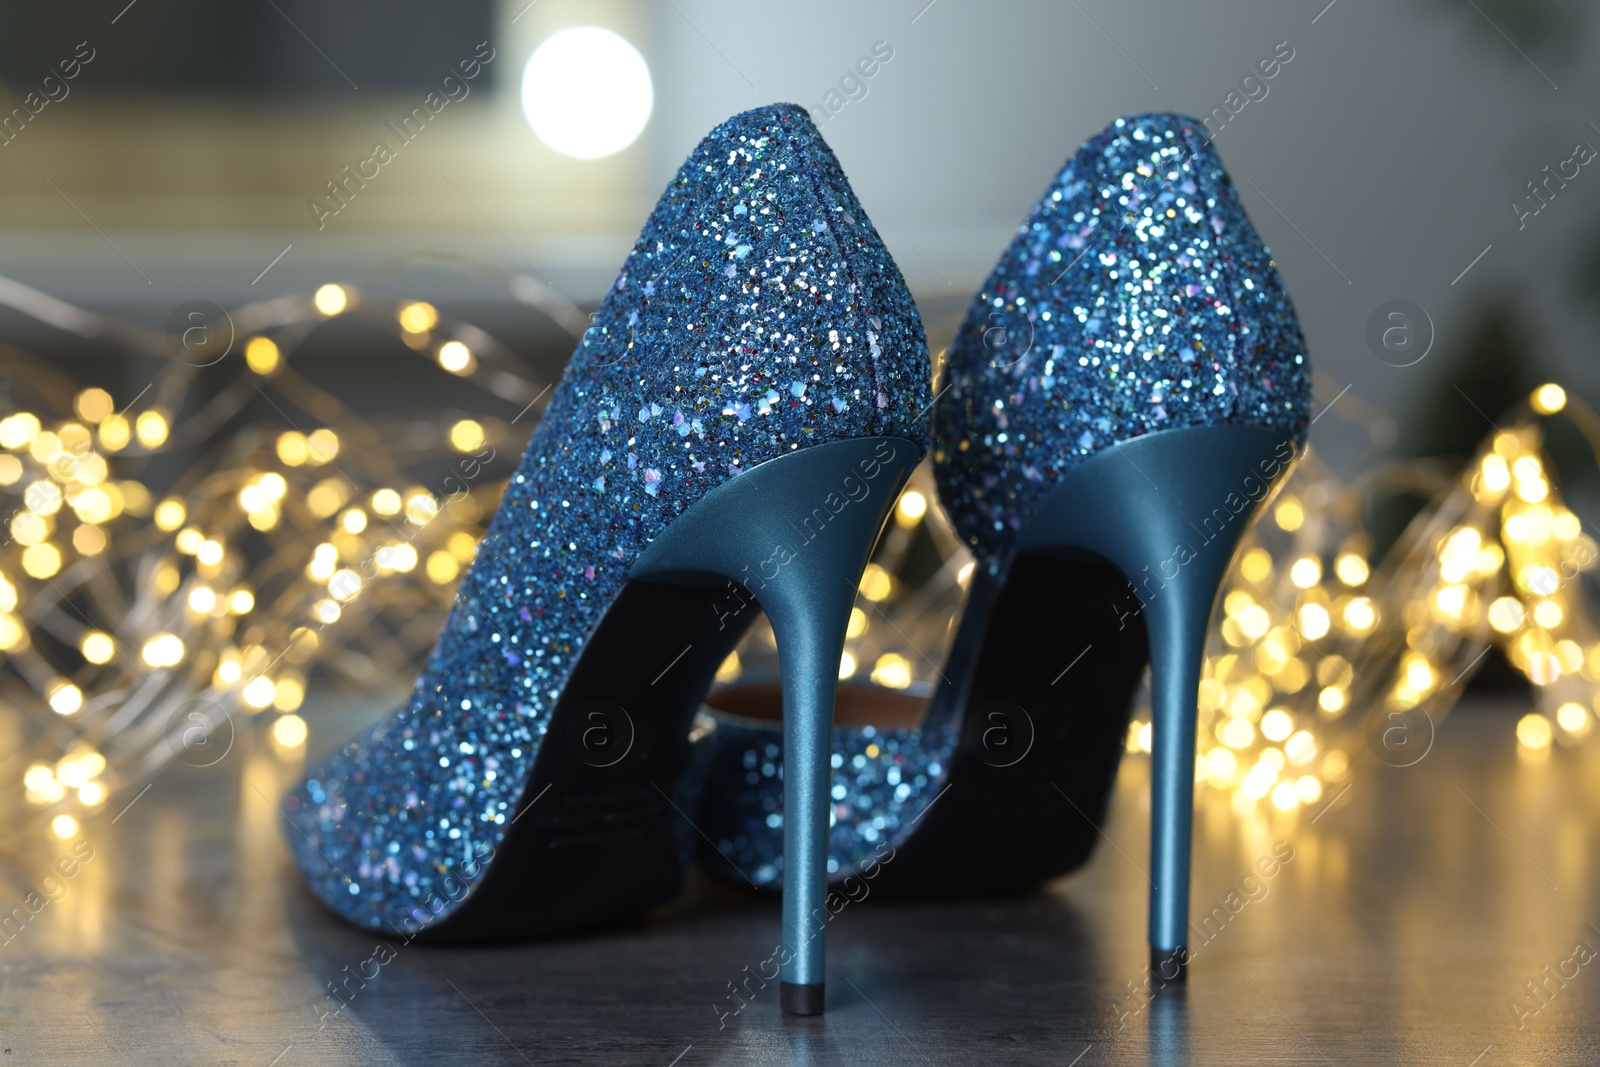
[933,113,1311,563]
[284,103,931,933]
[702,699,948,887]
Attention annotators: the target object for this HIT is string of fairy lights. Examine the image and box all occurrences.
[0,271,1594,842]
[0,272,578,842]
[1166,387,1600,816]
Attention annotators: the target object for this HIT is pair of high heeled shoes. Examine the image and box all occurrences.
[283,104,1310,1015]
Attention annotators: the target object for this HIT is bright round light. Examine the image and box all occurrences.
[314,284,348,316]
[521,27,653,160]
[273,713,308,748]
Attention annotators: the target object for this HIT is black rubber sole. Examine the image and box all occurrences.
[781,982,825,1015]
[1151,945,1189,983]
[860,551,1150,898]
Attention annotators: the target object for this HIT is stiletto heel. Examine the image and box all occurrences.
[1019,424,1301,979]
[634,436,919,1014]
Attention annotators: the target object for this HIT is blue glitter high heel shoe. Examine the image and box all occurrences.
[699,113,1311,980]
[283,104,930,1015]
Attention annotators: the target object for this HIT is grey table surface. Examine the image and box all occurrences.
[0,697,1592,1066]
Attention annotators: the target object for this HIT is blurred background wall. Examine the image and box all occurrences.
[1,0,1597,484]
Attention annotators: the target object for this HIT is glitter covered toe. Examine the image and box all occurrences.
[698,114,1312,906]
[283,102,930,941]
[700,680,952,888]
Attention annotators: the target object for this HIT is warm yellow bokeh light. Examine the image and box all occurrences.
[1344,597,1377,631]
[1517,713,1553,749]
[859,563,892,602]
[25,480,62,516]
[0,412,41,449]
[276,431,309,466]
[75,388,114,423]
[0,616,18,653]
[273,714,309,747]
[1532,601,1563,629]
[97,414,130,451]
[1557,702,1589,735]
[141,632,186,668]
[447,532,477,562]
[1297,603,1331,641]
[1221,717,1255,749]
[245,336,281,374]
[314,284,349,316]
[398,302,438,333]
[846,606,867,638]
[1239,547,1272,583]
[1237,604,1271,640]
[135,410,169,448]
[426,551,459,584]
[29,434,62,468]
[1531,383,1567,415]
[450,419,485,452]
[371,488,402,515]
[307,480,346,518]
[1487,597,1524,633]
[1206,747,1238,784]
[243,675,277,710]
[81,631,115,664]
[56,757,90,789]
[21,543,62,578]
[47,681,83,716]
[23,764,53,794]
[11,510,47,546]
[154,498,187,531]
[272,677,305,713]
[72,526,103,561]
[870,652,912,689]
[329,569,362,602]
[1335,553,1369,586]
[1285,730,1317,765]
[1290,557,1321,588]
[376,543,419,573]
[896,490,927,526]
[306,428,340,464]
[438,341,474,374]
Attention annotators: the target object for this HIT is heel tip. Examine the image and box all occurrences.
[1150,946,1188,983]
[781,982,825,1015]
